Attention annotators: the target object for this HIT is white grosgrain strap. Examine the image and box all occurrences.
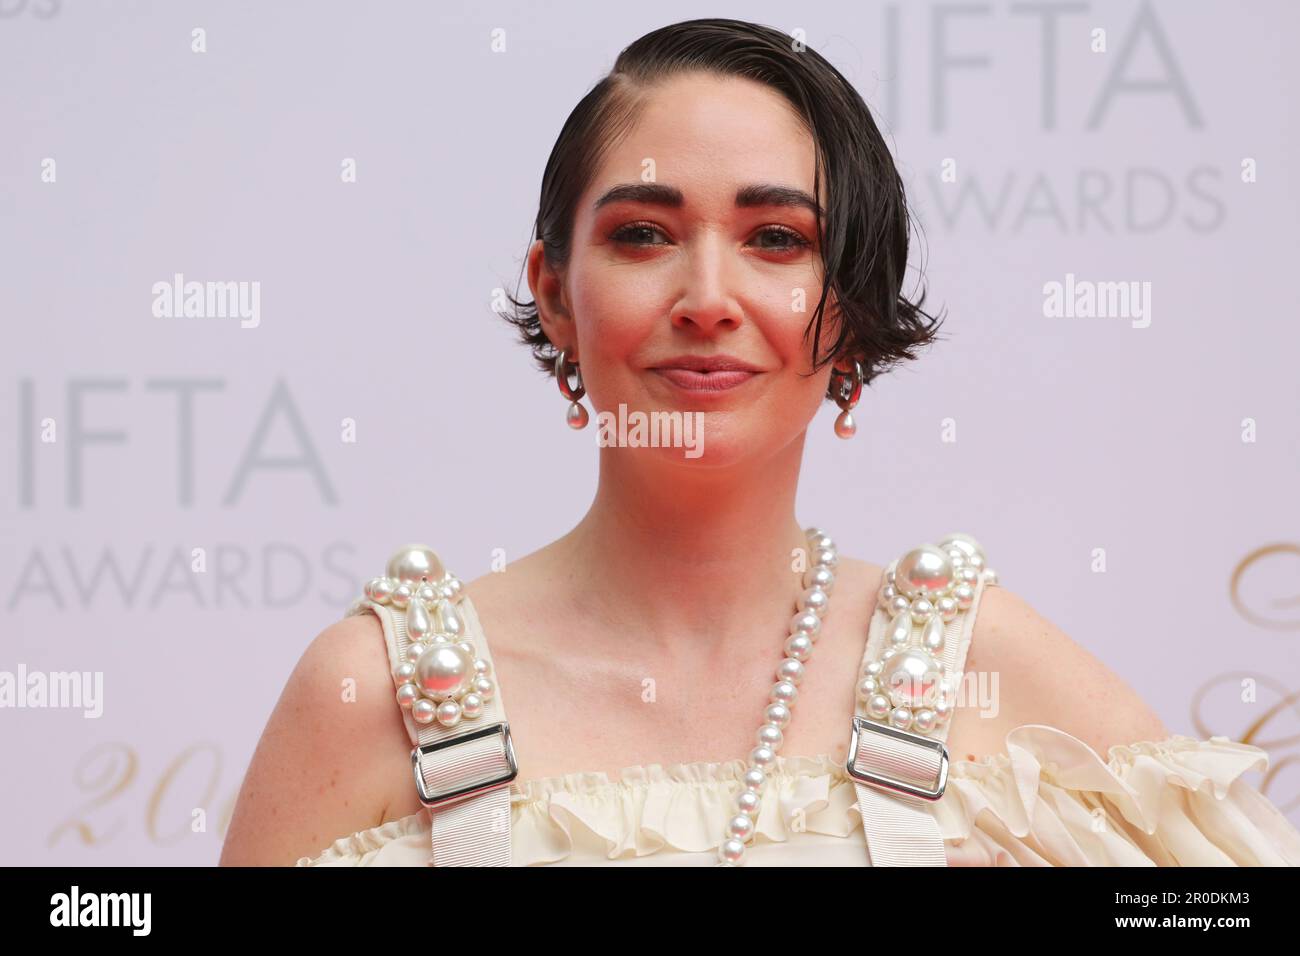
[425,781,512,867]
[851,537,994,866]
[369,596,513,866]
[851,748,947,867]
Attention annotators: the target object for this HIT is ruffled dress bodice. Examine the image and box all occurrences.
[296,726,1300,866]
[296,534,1300,867]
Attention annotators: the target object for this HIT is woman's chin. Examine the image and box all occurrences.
[591,410,768,468]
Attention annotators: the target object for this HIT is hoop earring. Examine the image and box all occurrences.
[827,359,863,439]
[554,349,589,430]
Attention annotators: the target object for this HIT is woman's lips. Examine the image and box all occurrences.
[652,368,758,391]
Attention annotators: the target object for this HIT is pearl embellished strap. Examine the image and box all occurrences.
[342,536,1000,868]
[848,533,999,866]
[347,545,516,867]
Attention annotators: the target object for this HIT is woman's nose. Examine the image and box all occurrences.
[668,234,744,335]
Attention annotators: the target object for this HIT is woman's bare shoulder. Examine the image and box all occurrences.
[458,548,574,653]
[220,611,411,866]
[965,584,1171,756]
[834,554,885,582]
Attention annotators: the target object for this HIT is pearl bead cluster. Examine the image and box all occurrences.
[855,533,997,738]
[717,526,838,868]
[347,546,496,730]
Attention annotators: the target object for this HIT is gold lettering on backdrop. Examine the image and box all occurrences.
[1192,673,1300,815]
[218,788,236,838]
[1205,542,1300,817]
[146,742,222,846]
[48,742,138,847]
[51,742,239,851]
[1230,544,1300,630]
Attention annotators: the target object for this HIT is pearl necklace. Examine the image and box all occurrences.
[716,525,838,867]
[358,530,839,867]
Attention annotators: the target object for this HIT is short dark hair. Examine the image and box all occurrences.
[498,17,944,392]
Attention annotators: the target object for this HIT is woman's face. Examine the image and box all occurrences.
[535,71,847,467]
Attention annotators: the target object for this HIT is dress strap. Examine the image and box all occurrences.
[345,545,517,866]
[847,532,999,866]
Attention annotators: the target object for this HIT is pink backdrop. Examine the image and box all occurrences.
[2,0,1296,864]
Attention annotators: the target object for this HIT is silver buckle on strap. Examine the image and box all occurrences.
[412,721,519,808]
[846,716,949,801]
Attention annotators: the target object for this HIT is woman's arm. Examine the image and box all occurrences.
[219,613,410,866]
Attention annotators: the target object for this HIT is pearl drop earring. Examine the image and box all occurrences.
[828,359,864,439]
[554,349,588,429]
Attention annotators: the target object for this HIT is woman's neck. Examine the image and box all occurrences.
[548,437,815,659]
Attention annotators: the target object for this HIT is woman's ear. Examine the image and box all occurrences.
[527,239,578,359]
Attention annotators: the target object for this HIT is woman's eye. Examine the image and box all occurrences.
[609,222,812,254]
[611,222,668,246]
[751,226,812,253]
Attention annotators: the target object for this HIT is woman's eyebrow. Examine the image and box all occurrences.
[593,182,821,217]
[735,183,822,218]
[593,183,683,210]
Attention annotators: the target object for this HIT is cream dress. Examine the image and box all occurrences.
[295,536,1300,868]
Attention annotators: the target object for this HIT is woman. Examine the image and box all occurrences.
[220,18,1300,867]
